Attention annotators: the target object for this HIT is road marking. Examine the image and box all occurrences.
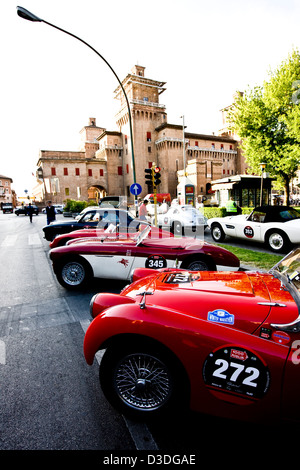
[79,319,158,451]
[2,235,18,246]
[1,234,42,247]
[28,233,42,245]
[0,340,6,365]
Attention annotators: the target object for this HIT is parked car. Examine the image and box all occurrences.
[49,224,169,248]
[98,196,128,208]
[42,208,145,241]
[49,225,240,289]
[154,205,207,235]
[15,205,39,216]
[42,204,64,214]
[2,203,13,213]
[208,205,300,252]
[84,248,300,422]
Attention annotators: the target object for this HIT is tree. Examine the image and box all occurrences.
[229,49,300,205]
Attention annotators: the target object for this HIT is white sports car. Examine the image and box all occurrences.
[154,205,207,236]
[208,205,300,252]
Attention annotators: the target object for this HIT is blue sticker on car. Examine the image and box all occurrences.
[208,309,235,325]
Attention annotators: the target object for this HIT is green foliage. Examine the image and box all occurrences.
[199,207,227,219]
[63,199,96,213]
[217,244,282,271]
[200,206,253,219]
[229,49,300,204]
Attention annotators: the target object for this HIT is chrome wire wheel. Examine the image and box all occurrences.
[113,353,172,412]
[187,259,210,271]
[61,261,86,286]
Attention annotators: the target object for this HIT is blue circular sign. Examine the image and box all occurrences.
[130,183,142,196]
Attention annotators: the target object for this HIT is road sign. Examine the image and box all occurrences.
[130,183,142,196]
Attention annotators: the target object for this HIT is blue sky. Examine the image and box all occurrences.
[1,0,300,195]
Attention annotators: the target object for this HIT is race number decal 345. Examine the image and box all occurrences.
[203,346,270,399]
[145,255,167,269]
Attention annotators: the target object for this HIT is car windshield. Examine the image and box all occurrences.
[249,206,300,223]
[136,225,151,245]
[278,208,300,220]
[270,248,300,293]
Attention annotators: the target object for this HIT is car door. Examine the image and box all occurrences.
[84,240,137,280]
[78,210,100,229]
[234,210,264,242]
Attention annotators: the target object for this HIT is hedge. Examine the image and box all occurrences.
[199,206,254,219]
[63,199,97,213]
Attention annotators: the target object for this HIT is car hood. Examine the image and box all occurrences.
[44,220,79,229]
[208,214,247,225]
[140,237,204,249]
[117,270,296,335]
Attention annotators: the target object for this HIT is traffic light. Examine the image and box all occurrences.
[145,168,154,188]
[154,167,161,187]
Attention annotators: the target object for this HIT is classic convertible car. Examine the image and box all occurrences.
[49,224,166,249]
[208,205,300,252]
[43,208,146,241]
[84,248,300,422]
[49,225,240,289]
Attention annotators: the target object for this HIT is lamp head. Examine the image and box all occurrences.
[17,6,42,22]
[259,162,267,171]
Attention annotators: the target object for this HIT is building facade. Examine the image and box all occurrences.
[35,65,242,204]
[0,175,14,206]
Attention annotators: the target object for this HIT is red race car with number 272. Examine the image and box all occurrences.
[84,248,300,423]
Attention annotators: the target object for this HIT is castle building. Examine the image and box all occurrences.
[35,65,241,204]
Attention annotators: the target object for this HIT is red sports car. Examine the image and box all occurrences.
[49,225,239,289]
[49,224,167,248]
[84,248,300,422]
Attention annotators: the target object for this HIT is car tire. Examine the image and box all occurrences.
[56,257,92,289]
[185,258,214,271]
[99,342,187,419]
[266,230,290,253]
[211,223,225,242]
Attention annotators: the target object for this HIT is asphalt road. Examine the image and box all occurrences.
[0,211,295,463]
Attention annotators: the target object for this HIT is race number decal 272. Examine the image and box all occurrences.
[203,346,270,399]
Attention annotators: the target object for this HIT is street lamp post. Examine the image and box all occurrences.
[16,6,136,186]
[180,115,187,176]
[259,162,266,206]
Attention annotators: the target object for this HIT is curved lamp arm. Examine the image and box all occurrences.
[16,6,136,184]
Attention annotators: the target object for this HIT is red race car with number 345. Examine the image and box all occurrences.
[84,248,300,423]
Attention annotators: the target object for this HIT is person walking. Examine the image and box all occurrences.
[138,199,148,221]
[26,203,34,223]
[45,201,56,225]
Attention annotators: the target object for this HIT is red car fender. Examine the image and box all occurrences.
[91,293,136,318]
[83,302,200,366]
